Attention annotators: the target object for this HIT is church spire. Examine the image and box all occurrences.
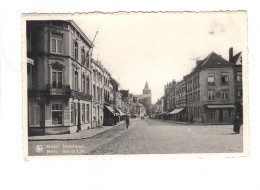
[144,81,149,89]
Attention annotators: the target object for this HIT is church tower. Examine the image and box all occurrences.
[143,81,151,96]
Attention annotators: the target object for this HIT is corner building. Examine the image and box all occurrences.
[185,52,236,124]
[27,20,94,135]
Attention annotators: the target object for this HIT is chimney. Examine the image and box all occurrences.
[229,47,233,62]
[196,60,202,66]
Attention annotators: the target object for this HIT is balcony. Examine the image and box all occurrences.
[47,84,71,96]
[71,90,92,101]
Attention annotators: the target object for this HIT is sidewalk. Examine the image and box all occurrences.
[28,121,125,141]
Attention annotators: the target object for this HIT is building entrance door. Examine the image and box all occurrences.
[219,109,223,122]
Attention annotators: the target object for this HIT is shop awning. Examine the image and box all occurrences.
[207,105,236,109]
[27,57,34,65]
[167,108,184,115]
[117,109,126,116]
[105,105,115,116]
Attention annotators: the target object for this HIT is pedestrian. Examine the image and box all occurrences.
[125,115,130,129]
[233,114,241,134]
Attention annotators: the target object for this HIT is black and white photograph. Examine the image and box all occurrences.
[1,0,260,189]
[23,12,248,157]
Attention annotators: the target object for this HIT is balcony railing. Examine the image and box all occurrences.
[47,84,71,96]
[71,90,92,101]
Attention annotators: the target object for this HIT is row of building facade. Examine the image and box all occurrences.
[26,20,147,136]
[154,48,243,124]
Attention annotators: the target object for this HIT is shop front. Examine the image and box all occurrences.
[205,104,236,124]
[28,86,93,136]
[103,105,115,126]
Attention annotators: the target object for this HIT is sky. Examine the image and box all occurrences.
[71,12,247,104]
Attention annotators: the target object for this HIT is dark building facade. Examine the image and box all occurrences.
[27,20,94,135]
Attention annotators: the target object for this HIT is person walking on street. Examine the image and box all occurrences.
[126,115,130,129]
[233,114,241,134]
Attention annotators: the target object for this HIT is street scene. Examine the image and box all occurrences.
[29,118,243,155]
[24,12,247,156]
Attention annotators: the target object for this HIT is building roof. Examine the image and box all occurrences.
[186,52,234,78]
[66,20,93,48]
[230,52,242,65]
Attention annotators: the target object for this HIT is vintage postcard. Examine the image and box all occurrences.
[22,12,248,158]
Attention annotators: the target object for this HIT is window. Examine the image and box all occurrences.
[82,75,86,93]
[97,87,100,101]
[221,73,229,84]
[100,89,103,102]
[93,85,96,100]
[237,89,242,98]
[52,69,62,88]
[193,92,196,103]
[51,33,63,54]
[81,48,85,65]
[82,104,85,123]
[208,73,215,85]
[208,90,215,101]
[221,91,229,100]
[52,104,62,125]
[86,77,90,94]
[74,41,78,60]
[74,71,78,91]
[209,110,215,118]
[86,52,90,68]
[237,72,242,82]
[86,104,90,122]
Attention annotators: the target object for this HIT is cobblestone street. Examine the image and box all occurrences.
[28,118,243,156]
